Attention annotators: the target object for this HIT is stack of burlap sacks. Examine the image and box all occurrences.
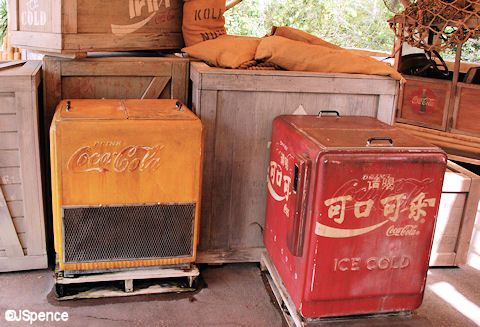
[182,0,402,81]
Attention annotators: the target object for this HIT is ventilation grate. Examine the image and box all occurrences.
[62,203,195,264]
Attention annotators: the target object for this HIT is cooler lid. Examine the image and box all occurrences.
[53,99,197,121]
[283,115,439,150]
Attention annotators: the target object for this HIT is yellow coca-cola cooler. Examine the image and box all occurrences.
[50,99,203,275]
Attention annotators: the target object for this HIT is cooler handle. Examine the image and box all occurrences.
[287,153,312,257]
[366,137,393,146]
[317,110,340,117]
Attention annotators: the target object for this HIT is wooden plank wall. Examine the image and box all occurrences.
[191,63,399,263]
[0,61,48,271]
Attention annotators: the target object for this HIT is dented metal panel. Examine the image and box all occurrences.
[264,115,446,318]
[50,99,203,272]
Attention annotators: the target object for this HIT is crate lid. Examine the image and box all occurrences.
[281,115,442,150]
[53,99,197,121]
[0,60,42,74]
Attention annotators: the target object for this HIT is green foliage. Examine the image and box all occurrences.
[225,0,396,52]
[225,0,480,62]
[442,40,480,63]
[0,0,7,47]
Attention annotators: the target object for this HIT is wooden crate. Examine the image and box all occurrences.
[190,62,399,263]
[0,61,47,272]
[43,55,190,144]
[397,75,451,131]
[7,0,184,55]
[395,122,480,165]
[430,160,480,266]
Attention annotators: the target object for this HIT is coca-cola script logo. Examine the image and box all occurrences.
[315,177,437,238]
[68,145,165,173]
[409,87,438,115]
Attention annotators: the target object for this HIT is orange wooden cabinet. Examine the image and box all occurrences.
[50,99,203,273]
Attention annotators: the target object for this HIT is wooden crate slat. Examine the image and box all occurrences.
[196,248,265,264]
[0,184,24,257]
[11,217,26,234]
[191,62,399,261]
[6,201,24,218]
[8,0,183,54]
[0,115,17,132]
[0,60,47,272]
[431,193,466,254]
[193,67,398,96]
[0,184,23,201]
[16,89,46,256]
[60,60,173,76]
[452,162,480,265]
[61,76,154,99]
[0,168,22,185]
[429,161,480,266]
[141,76,171,99]
[0,96,15,114]
[0,255,48,272]
[0,132,19,150]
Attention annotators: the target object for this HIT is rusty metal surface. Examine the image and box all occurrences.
[264,115,447,318]
[50,99,203,272]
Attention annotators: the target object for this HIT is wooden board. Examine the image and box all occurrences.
[395,122,480,164]
[43,55,189,142]
[191,62,399,263]
[55,265,200,300]
[396,75,451,130]
[429,160,480,266]
[451,83,480,138]
[260,252,416,327]
[0,61,48,272]
[7,0,184,54]
[41,56,190,254]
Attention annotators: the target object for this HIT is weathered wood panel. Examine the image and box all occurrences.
[429,161,480,266]
[43,56,190,143]
[0,96,15,114]
[8,0,184,54]
[0,61,47,272]
[191,62,399,263]
[0,132,19,150]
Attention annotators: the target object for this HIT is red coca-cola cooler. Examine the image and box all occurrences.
[264,114,446,318]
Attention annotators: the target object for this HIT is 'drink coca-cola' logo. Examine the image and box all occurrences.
[315,176,438,239]
[67,144,165,173]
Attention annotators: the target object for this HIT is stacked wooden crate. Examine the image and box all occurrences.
[4,0,477,271]
[3,0,191,272]
[0,61,47,272]
[7,0,184,56]
[190,62,400,263]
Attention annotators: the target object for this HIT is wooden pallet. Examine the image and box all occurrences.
[55,265,200,301]
[260,252,416,327]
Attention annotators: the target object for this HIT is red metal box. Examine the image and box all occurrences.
[264,115,447,318]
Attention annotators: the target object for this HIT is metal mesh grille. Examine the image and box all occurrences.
[62,203,195,264]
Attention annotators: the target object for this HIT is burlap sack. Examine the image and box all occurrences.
[182,0,227,47]
[271,26,343,50]
[182,35,261,68]
[255,36,403,81]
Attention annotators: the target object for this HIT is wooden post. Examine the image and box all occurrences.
[446,45,463,132]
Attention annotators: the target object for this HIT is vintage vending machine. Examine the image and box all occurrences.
[50,99,203,275]
[264,114,446,318]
